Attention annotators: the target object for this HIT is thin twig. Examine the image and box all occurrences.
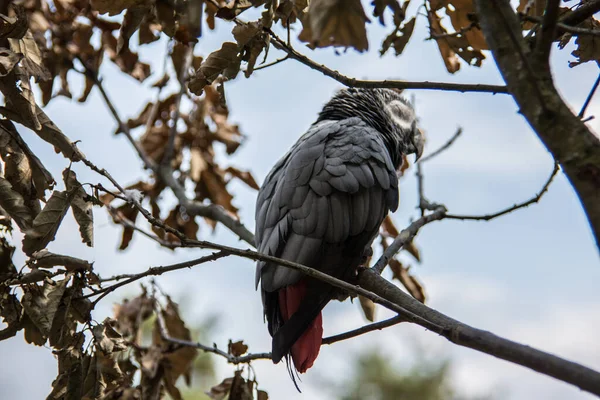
[560,0,600,27]
[322,315,405,345]
[446,162,560,221]
[76,57,156,170]
[253,55,289,71]
[372,206,447,275]
[105,204,177,249]
[428,22,477,40]
[89,252,228,305]
[578,73,600,118]
[153,295,271,364]
[419,127,463,163]
[535,0,561,61]
[162,43,194,166]
[521,15,600,37]
[264,29,508,94]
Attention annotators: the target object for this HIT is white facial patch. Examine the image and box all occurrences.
[386,99,415,131]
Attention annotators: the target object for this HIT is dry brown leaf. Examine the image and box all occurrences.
[444,0,487,50]
[8,30,51,80]
[228,339,249,357]
[31,250,92,271]
[118,6,152,54]
[113,290,153,339]
[381,16,415,56]
[195,165,238,215]
[0,175,34,231]
[22,312,45,345]
[21,276,70,338]
[428,10,460,73]
[0,6,28,40]
[153,298,198,392]
[189,42,241,95]
[298,0,369,52]
[113,203,139,250]
[91,0,152,16]
[0,118,55,200]
[225,167,260,190]
[228,370,254,400]
[92,319,128,354]
[0,48,23,76]
[563,17,600,67]
[63,169,94,247]
[232,21,268,76]
[358,294,376,321]
[389,259,426,302]
[22,190,72,255]
[164,206,199,241]
[404,240,421,262]
[206,376,234,400]
[381,215,399,237]
[517,0,545,29]
[151,73,170,89]
[0,105,85,161]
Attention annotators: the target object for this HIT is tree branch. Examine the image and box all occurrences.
[153,297,271,364]
[357,268,600,397]
[475,0,600,250]
[419,127,463,163]
[322,315,405,345]
[535,0,561,61]
[445,161,560,221]
[372,206,447,275]
[162,43,193,166]
[560,0,600,27]
[264,29,508,95]
[579,73,600,119]
[89,252,229,305]
[77,58,156,170]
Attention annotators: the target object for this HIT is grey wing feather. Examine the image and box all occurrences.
[255,118,399,293]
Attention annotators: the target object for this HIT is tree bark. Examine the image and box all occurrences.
[474,0,600,251]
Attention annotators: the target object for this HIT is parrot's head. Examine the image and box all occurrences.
[316,88,424,166]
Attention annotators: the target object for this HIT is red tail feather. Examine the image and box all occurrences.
[278,280,323,373]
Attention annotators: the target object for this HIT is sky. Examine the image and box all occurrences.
[1,2,600,400]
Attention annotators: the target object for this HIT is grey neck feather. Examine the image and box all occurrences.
[315,88,407,168]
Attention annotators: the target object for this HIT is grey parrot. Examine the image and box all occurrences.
[254,88,424,380]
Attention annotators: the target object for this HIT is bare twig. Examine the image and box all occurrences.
[253,55,289,71]
[105,204,177,249]
[156,165,256,245]
[264,29,508,94]
[535,0,561,61]
[357,268,600,397]
[89,252,228,305]
[428,22,477,40]
[372,206,447,275]
[419,127,463,163]
[579,73,600,119]
[322,315,405,345]
[560,0,600,27]
[521,15,600,37]
[153,295,271,364]
[162,43,194,166]
[446,162,559,222]
[76,58,156,170]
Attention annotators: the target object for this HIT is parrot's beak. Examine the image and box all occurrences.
[411,129,425,161]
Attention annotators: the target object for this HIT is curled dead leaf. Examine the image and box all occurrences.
[22,190,72,255]
[298,0,370,52]
[358,294,376,321]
